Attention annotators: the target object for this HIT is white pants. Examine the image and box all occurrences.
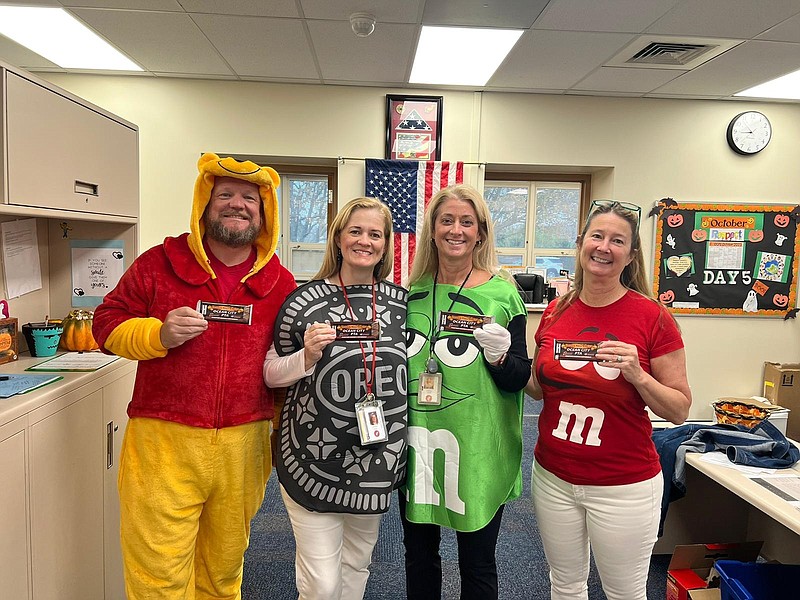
[280,485,382,600]
[531,461,663,600]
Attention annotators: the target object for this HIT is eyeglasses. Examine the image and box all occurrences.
[589,200,641,230]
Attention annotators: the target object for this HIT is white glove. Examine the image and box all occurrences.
[473,322,511,364]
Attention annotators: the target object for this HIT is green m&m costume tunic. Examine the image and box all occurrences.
[404,273,532,531]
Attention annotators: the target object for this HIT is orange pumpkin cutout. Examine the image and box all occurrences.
[0,332,12,352]
[60,309,99,351]
[773,294,790,308]
[666,214,683,227]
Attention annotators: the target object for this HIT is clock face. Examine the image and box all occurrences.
[727,111,771,155]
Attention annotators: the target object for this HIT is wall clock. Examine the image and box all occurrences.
[726,111,771,155]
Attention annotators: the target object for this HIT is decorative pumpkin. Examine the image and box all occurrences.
[60,309,99,351]
[0,332,12,352]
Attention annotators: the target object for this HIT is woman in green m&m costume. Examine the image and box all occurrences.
[400,184,531,600]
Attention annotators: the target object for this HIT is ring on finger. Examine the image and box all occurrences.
[616,355,622,363]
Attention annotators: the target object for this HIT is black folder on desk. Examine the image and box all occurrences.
[0,374,63,398]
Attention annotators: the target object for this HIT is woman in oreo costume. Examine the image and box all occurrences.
[263,197,407,600]
[401,184,532,600]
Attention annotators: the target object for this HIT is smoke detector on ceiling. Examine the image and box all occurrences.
[350,12,376,38]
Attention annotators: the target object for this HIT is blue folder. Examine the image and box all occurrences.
[0,374,63,398]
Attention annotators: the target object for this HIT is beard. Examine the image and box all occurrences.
[204,213,260,247]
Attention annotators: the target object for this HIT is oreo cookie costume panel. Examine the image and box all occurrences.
[274,279,408,513]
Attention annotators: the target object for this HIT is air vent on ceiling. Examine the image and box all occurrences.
[628,42,715,66]
[606,36,743,70]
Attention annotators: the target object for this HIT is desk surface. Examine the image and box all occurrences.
[686,452,800,536]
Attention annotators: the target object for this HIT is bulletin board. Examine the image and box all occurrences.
[652,200,800,317]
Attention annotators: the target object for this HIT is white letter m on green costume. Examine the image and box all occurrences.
[408,426,466,514]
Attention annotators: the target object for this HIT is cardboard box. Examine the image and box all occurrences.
[763,362,800,440]
[666,542,762,600]
[688,589,721,600]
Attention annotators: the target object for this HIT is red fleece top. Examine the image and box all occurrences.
[93,233,296,428]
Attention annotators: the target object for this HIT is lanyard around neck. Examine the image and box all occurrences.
[427,268,473,372]
[338,273,378,398]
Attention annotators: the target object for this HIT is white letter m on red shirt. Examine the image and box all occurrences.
[552,401,604,446]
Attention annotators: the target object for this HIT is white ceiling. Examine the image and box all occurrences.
[2,0,800,102]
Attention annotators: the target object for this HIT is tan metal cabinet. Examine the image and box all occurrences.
[0,359,137,600]
[4,71,138,217]
[0,59,139,599]
[102,370,134,600]
[29,389,105,600]
[0,419,30,600]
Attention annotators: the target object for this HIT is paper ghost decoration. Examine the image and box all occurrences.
[742,290,759,313]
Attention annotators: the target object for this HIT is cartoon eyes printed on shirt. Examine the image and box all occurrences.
[406,290,486,411]
[558,327,622,381]
[406,290,483,369]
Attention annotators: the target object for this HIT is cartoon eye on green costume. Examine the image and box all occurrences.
[407,290,483,411]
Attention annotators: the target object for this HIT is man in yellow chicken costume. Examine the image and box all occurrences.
[93,153,296,599]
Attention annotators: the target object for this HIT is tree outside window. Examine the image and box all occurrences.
[485,179,582,280]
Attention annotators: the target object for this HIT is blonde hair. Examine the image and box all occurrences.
[408,184,502,286]
[548,201,662,323]
[314,197,394,281]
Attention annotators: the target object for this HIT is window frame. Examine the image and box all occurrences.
[226,155,337,280]
[484,172,590,275]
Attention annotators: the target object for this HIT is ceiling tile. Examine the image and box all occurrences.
[308,20,416,83]
[9,0,63,6]
[757,13,800,43]
[71,9,234,75]
[490,29,635,89]
[422,0,549,28]
[178,0,299,17]
[191,14,319,79]
[572,66,681,93]
[534,0,680,33]
[651,40,800,96]
[63,0,183,9]
[300,0,422,23]
[648,0,800,39]
[1,0,800,102]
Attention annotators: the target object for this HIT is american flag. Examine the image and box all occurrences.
[365,159,464,286]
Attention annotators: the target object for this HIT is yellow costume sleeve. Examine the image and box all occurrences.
[104,318,168,360]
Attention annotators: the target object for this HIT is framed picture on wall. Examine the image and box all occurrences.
[385,94,443,161]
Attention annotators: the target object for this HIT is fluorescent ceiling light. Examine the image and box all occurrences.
[0,6,141,71]
[735,68,800,100]
[410,26,523,86]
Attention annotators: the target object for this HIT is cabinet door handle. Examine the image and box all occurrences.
[75,180,99,196]
[107,421,114,469]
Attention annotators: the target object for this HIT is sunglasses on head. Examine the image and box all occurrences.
[589,200,642,231]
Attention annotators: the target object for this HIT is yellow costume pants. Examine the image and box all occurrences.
[118,417,271,600]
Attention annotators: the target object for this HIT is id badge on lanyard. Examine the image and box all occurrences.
[355,394,388,445]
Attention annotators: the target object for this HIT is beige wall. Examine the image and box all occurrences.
[44,74,800,418]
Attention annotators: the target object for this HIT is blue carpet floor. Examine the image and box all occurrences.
[243,399,671,598]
